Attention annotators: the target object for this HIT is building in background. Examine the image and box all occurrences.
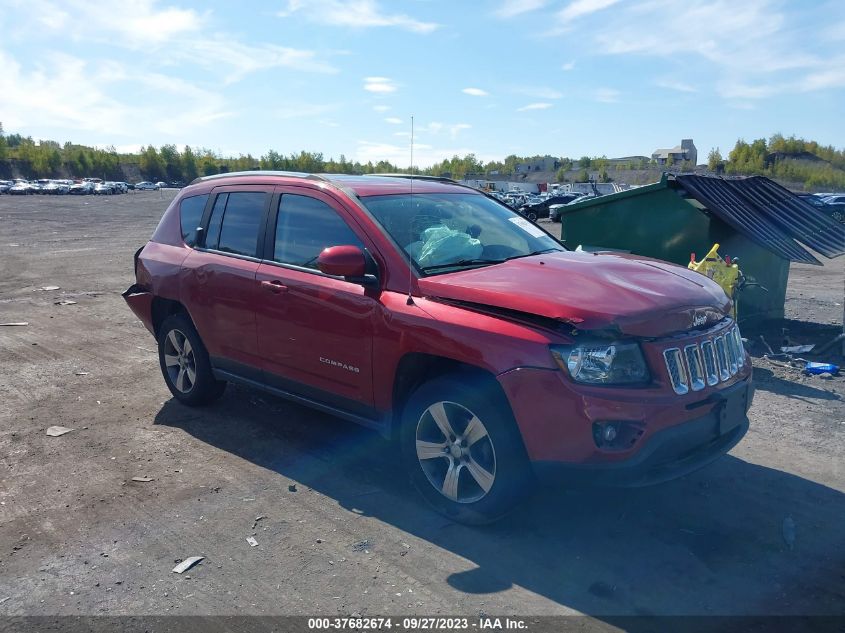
[652,139,698,166]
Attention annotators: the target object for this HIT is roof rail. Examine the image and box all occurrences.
[189,171,328,185]
[368,174,459,184]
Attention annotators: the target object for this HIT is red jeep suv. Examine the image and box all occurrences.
[124,172,753,523]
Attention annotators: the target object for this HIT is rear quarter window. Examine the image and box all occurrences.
[179,194,208,247]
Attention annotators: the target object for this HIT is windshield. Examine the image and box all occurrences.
[361,192,564,275]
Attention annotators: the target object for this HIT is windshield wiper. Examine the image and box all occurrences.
[503,248,560,262]
[420,249,561,273]
[420,258,507,272]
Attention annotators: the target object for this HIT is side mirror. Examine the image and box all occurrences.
[316,245,367,278]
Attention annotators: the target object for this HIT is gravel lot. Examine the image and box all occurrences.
[0,192,843,621]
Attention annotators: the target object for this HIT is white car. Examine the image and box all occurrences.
[135,181,160,191]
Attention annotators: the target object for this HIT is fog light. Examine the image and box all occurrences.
[592,421,645,451]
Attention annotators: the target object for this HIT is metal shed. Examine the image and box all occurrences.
[559,173,845,328]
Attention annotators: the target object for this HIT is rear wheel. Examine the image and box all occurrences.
[157,313,226,406]
[400,373,532,524]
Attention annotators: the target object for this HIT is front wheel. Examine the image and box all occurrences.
[400,374,532,524]
[157,313,226,406]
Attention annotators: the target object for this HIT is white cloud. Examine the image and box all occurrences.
[0,49,230,137]
[188,39,338,82]
[515,86,563,99]
[561,61,576,71]
[590,1,823,78]
[594,88,620,103]
[495,0,548,18]
[385,117,403,124]
[278,0,439,33]
[800,62,845,91]
[558,0,622,22]
[373,105,391,112]
[517,102,553,111]
[462,87,489,96]
[449,123,471,139]
[555,0,842,102]
[11,0,207,48]
[364,77,398,93]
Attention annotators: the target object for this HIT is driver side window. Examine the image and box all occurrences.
[273,194,364,269]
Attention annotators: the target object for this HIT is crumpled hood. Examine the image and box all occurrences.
[417,250,731,337]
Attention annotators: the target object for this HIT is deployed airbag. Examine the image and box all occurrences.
[410,226,483,267]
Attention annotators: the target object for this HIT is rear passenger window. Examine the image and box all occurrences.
[180,194,207,246]
[204,192,267,257]
[273,195,364,269]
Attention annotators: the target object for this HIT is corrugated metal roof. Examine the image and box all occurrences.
[675,175,844,264]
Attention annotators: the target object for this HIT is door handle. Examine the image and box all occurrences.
[260,280,288,294]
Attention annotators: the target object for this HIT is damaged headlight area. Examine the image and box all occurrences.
[551,341,650,385]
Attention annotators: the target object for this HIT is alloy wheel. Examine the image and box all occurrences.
[162,328,196,394]
[415,401,497,504]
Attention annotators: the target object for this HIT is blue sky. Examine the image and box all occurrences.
[1,0,843,167]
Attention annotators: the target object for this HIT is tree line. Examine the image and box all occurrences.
[1,123,842,190]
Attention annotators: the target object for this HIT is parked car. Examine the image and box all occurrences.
[521,193,583,220]
[69,182,95,195]
[42,180,70,195]
[822,203,845,223]
[9,182,32,195]
[135,181,160,190]
[0,180,11,194]
[795,193,827,208]
[125,172,753,524]
[155,181,167,189]
[822,195,845,205]
[94,182,114,195]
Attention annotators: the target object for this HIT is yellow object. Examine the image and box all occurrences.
[688,243,741,316]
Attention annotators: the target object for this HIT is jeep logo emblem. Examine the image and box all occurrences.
[692,313,708,327]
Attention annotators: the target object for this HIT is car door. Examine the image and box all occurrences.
[254,187,379,416]
[180,186,271,378]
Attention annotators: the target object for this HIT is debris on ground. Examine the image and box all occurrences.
[246,537,258,547]
[130,476,154,482]
[74,371,89,376]
[40,285,60,291]
[172,556,204,574]
[804,362,840,376]
[288,484,297,492]
[252,515,266,529]
[351,539,372,552]
[782,516,796,550]
[781,344,814,353]
[55,300,78,306]
[45,426,73,437]
[0,322,28,326]
[0,597,9,604]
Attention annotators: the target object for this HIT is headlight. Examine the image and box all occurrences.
[551,341,650,385]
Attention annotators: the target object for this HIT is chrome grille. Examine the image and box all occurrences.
[701,340,718,385]
[684,345,705,391]
[714,335,730,381]
[725,332,739,375]
[663,348,689,394]
[663,324,744,394]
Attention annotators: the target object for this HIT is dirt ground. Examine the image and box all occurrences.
[0,192,843,621]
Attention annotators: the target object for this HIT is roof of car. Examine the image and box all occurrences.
[189,171,477,197]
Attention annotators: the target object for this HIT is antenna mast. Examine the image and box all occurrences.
[406,115,415,306]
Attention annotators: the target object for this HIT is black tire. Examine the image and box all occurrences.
[157,313,226,406]
[399,372,532,524]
